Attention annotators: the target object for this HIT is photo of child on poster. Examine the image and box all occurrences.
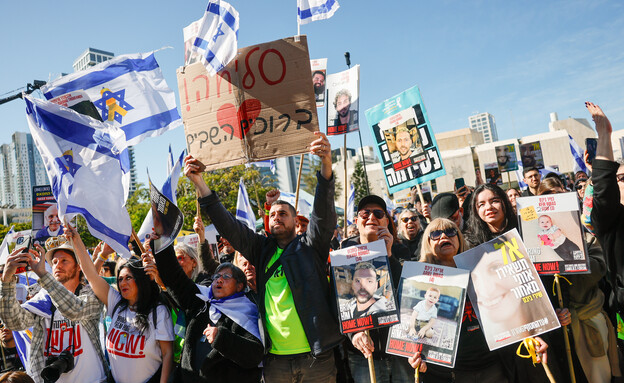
[454,229,559,351]
[516,192,589,275]
[386,262,468,367]
[326,65,359,136]
[330,240,399,334]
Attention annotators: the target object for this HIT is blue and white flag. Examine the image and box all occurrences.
[24,95,132,258]
[191,0,239,76]
[298,0,340,25]
[41,52,181,146]
[247,159,276,174]
[568,134,590,174]
[137,147,186,242]
[0,225,15,265]
[13,328,33,375]
[516,162,562,191]
[236,178,256,231]
[347,184,355,225]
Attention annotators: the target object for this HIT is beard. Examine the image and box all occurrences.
[54,265,79,284]
[355,289,374,304]
[314,83,324,95]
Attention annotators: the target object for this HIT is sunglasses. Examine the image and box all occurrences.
[212,273,234,281]
[617,174,624,183]
[400,216,420,223]
[429,228,458,240]
[358,209,386,220]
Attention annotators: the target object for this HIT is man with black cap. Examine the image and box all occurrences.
[430,192,465,232]
[341,194,412,382]
[0,237,107,383]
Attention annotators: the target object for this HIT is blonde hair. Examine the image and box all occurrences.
[419,218,467,264]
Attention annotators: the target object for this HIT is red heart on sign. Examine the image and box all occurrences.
[216,99,262,140]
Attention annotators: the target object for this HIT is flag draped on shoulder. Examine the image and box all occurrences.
[40,52,181,146]
[298,0,340,25]
[191,0,239,76]
[236,178,256,231]
[137,147,185,242]
[24,95,132,258]
[568,134,590,174]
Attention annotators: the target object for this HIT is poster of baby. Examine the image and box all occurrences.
[516,192,589,275]
[385,261,469,368]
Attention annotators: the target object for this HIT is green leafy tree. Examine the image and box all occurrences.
[0,223,33,243]
[126,183,151,232]
[352,160,371,208]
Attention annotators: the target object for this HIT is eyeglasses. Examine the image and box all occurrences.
[574,182,586,190]
[212,273,234,281]
[617,174,624,183]
[358,209,386,220]
[429,228,458,240]
[45,236,68,251]
[400,216,420,223]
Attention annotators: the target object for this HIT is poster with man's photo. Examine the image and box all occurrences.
[183,18,202,66]
[326,65,359,136]
[310,58,327,108]
[386,262,469,368]
[454,229,559,351]
[516,192,589,275]
[330,240,399,334]
[365,85,446,194]
[31,185,63,247]
[149,176,184,254]
[484,163,502,185]
[520,141,545,169]
[495,143,518,172]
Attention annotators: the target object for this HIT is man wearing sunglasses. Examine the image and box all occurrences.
[340,195,412,383]
[183,132,342,383]
[397,209,424,259]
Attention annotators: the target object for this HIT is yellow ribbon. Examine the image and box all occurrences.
[552,274,572,296]
[516,337,542,366]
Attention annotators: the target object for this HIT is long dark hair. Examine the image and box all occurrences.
[465,183,517,247]
[113,260,164,334]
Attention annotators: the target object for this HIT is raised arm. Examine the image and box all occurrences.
[0,249,38,330]
[586,102,613,161]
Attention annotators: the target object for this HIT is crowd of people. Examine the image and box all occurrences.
[0,103,622,383]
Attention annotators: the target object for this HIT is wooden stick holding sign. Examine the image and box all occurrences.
[295,154,304,212]
[344,135,348,238]
[414,183,430,223]
[555,274,576,383]
[365,329,377,383]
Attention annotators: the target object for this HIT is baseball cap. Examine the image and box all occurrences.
[430,193,460,220]
[357,195,387,212]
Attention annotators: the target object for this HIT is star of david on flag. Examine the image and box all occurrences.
[41,52,182,146]
[298,0,340,25]
[191,0,240,76]
[24,95,132,258]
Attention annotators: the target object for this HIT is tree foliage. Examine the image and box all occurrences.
[352,160,371,208]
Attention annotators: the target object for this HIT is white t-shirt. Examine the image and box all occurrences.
[413,300,438,322]
[106,288,174,383]
[43,310,106,383]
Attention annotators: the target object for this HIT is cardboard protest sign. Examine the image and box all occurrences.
[149,177,184,254]
[454,229,559,350]
[31,185,63,247]
[386,262,469,368]
[484,163,502,185]
[520,141,544,169]
[330,240,399,333]
[365,85,445,194]
[326,65,359,135]
[177,36,319,171]
[495,143,518,172]
[516,192,589,275]
[310,58,327,108]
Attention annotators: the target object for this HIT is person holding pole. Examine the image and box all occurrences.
[183,132,343,382]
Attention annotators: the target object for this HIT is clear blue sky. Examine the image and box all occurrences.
[1,0,623,187]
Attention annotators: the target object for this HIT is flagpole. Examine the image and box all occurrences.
[131,228,146,255]
[415,183,430,223]
[345,52,370,195]
[294,155,305,212]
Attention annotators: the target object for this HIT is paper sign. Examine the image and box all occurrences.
[520,141,544,169]
[484,163,502,185]
[330,240,399,333]
[327,65,359,135]
[177,36,319,171]
[310,58,327,108]
[365,85,445,194]
[495,143,518,172]
[149,176,184,254]
[31,185,63,248]
[454,229,559,351]
[516,192,590,275]
[386,262,469,368]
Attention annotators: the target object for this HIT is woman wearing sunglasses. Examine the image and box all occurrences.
[64,224,174,383]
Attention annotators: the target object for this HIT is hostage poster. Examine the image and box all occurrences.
[149,176,184,254]
[516,192,589,275]
[454,229,559,351]
[31,185,63,247]
[365,85,445,194]
[330,240,399,334]
[495,143,518,172]
[310,58,327,108]
[386,262,469,368]
[326,65,359,135]
[520,141,544,169]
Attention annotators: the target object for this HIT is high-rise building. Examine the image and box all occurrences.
[73,47,114,72]
[275,154,315,193]
[128,146,138,195]
[469,112,498,143]
[0,133,49,208]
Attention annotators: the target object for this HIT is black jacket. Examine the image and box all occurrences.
[199,171,343,356]
[591,159,624,314]
[154,244,263,383]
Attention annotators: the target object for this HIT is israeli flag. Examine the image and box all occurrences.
[568,134,590,174]
[247,159,276,174]
[0,225,15,265]
[41,52,182,146]
[279,191,313,218]
[192,0,239,76]
[137,147,186,242]
[13,328,33,375]
[298,0,340,25]
[347,184,355,225]
[236,178,256,231]
[24,95,132,258]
